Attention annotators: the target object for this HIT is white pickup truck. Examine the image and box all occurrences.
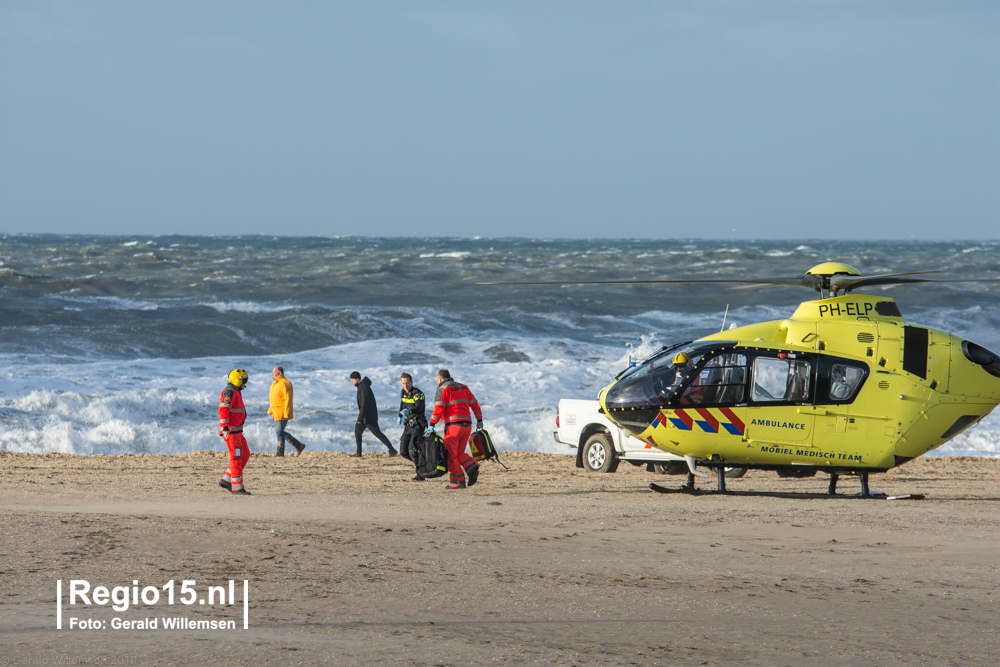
[555,398,750,479]
[554,398,690,474]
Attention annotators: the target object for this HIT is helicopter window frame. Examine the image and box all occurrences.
[674,350,749,407]
[815,356,870,406]
[748,353,816,405]
[829,364,865,401]
[605,342,740,412]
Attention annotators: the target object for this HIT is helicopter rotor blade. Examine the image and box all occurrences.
[475,275,824,288]
[727,275,825,289]
[829,270,942,291]
[844,277,1000,289]
[477,271,1000,291]
[476,279,758,286]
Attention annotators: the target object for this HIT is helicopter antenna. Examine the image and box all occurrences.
[720,304,729,333]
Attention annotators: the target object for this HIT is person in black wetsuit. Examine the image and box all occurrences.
[349,371,397,458]
[396,372,426,463]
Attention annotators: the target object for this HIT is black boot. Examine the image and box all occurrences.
[276,443,285,457]
[465,461,480,487]
[286,434,306,456]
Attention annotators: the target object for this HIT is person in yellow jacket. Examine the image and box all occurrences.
[267,366,306,456]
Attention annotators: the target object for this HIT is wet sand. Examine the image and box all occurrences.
[1,451,998,666]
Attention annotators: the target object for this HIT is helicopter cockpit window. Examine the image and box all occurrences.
[752,357,812,403]
[604,351,708,409]
[829,364,865,401]
[604,343,730,410]
[649,350,707,402]
[677,353,747,405]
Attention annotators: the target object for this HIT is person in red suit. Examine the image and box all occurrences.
[219,368,252,495]
[425,369,482,489]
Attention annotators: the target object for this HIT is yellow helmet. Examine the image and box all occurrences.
[672,352,690,366]
[228,368,249,387]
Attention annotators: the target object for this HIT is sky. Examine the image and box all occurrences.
[1,1,997,240]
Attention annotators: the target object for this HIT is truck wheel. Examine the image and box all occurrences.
[582,433,619,473]
[655,463,746,477]
[776,468,817,478]
[653,462,688,475]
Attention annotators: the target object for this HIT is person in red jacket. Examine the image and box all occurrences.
[219,368,252,495]
[425,369,482,489]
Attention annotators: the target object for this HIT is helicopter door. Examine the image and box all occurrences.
[672,352,749,443]
[813,360,869,458]
[746,355,814,444]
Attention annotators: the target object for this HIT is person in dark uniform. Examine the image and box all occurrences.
[396,372,426,463]
[349,371,397,457]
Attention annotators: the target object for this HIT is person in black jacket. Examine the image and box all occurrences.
[396,372,426,464]
[349,371,397,457]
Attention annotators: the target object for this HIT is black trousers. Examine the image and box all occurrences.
[399,425,423,461]
[354,421,395,454]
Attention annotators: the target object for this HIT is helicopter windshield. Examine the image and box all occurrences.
[605,342,734,410]
[616,341,690,382]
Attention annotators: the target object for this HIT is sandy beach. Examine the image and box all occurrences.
[1,451,998,666]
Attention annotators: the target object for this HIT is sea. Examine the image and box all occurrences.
[1,235,998,458]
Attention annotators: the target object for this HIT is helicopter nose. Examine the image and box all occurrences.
[602,373,662,436]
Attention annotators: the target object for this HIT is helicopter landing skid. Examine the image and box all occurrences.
[648,482,924,500]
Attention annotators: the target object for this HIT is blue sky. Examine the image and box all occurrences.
[1,1,997,239]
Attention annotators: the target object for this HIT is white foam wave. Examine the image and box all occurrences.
[53,296,308,315]
[59,296,163,311]
[2,334,998,460]
[418,252,471,258]
[0,336,624,456]
[201,301,298,314]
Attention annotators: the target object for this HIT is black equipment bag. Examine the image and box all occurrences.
[414,432,448,479]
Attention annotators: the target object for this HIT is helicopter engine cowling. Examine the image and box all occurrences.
[962,341,1000,379]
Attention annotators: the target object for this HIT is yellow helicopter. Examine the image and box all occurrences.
[483,262,1000,497]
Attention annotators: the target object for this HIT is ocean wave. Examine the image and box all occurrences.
[1,236,998,457]
[200,301,300,314]
[0,336,624,456]
[58,296,163,311]
[419,252,471,258]
[4,334,994,458]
